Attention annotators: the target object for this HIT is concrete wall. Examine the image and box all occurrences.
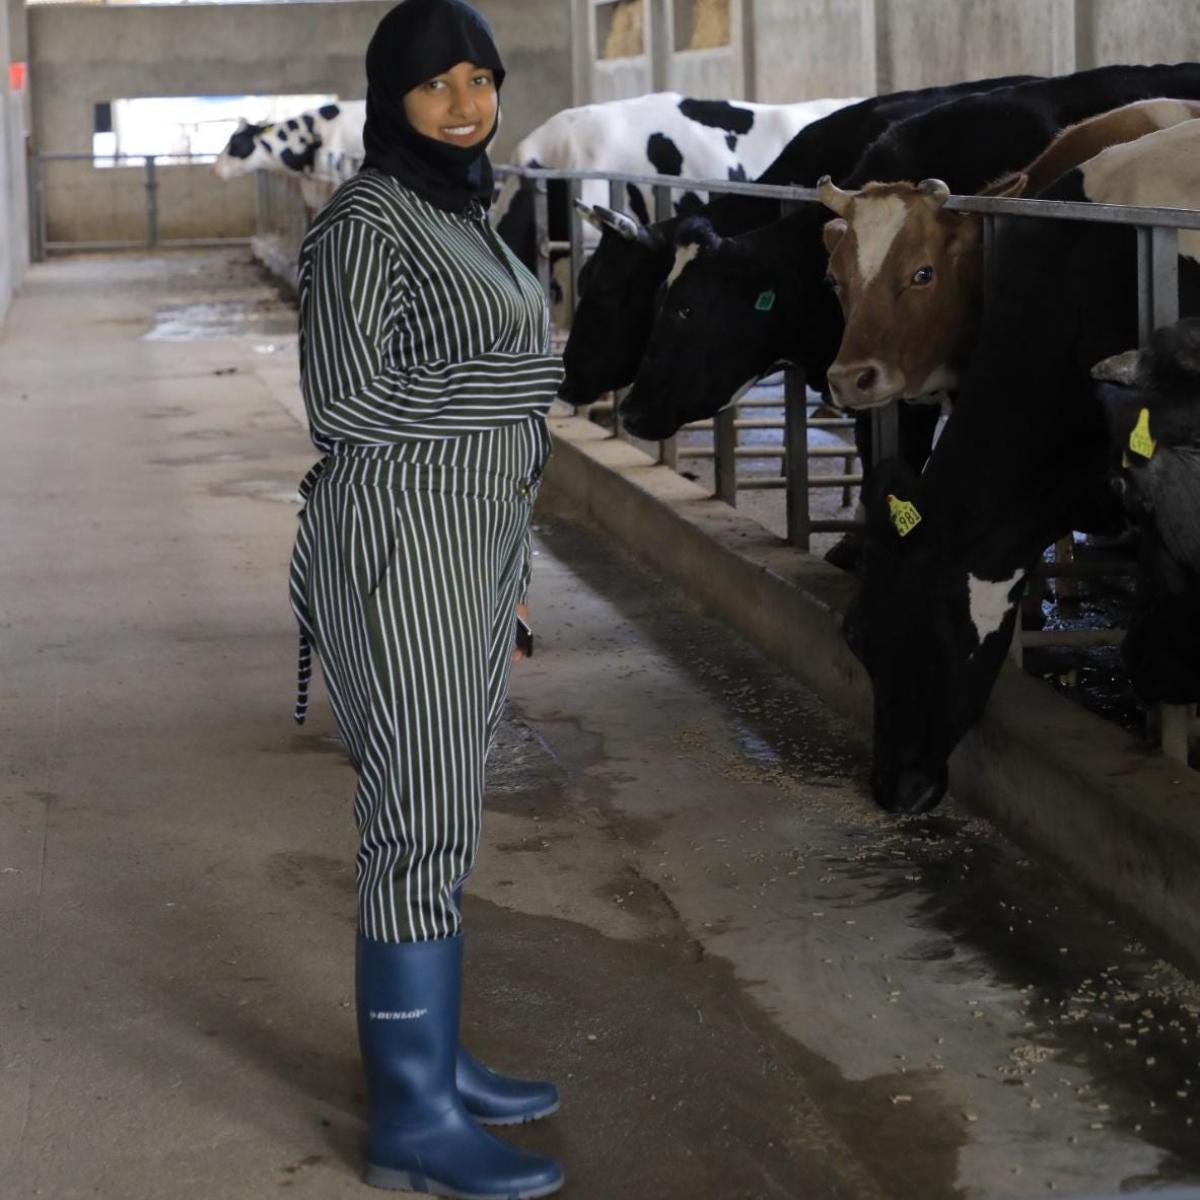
[0,0,29,323]
[749,0,871,101]
[28,0,569,243]
[874,0,1076,93]
[1079,0,1200,70]
[576,0,1200,106]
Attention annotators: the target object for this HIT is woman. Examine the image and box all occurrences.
[288,1,564,1194]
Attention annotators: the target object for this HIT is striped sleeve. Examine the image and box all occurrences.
[301,218,563,442]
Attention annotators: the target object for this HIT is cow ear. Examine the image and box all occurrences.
[822,218,848,255]
[236,117,250,131]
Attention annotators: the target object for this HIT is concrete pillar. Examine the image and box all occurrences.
[571,0,594,103]
[649,0,669,92]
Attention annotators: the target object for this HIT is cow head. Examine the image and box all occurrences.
[560,204,671,405]
[214,119,271,179]
[844,459,1025,814]
[820,175,1026,410]
[214,116,320,180]
[619,215,804,439]
[1094,319,1200,703]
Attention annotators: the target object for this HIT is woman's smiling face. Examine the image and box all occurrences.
[402,60,498,147]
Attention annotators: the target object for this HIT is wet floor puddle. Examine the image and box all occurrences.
[143,297,295,342]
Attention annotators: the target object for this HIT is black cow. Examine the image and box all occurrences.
[618,63,1200,442]
[560,75,1036,406]
[843,146,1200,815]
[1096,319,1200,704]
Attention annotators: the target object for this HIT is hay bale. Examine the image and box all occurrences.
[603,0,645,59]
[689,0,730,49]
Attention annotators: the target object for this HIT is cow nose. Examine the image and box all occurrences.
[827,359,890,409]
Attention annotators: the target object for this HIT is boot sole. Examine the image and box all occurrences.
[474,1099,560,1127]
[364,1164,564,1199]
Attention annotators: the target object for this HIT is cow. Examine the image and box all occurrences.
[213,100,365,187]
[492,92,858,283]
[1094,321,1200,705]
[843,118,1200,815]
[617,64,1200,445]
[558,76,1036,407]
[819,98,1200,409]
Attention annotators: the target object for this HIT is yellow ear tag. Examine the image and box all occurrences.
[1129,408,1156,459]
[886,494,922,537]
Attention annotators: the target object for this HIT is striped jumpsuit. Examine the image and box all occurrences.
[288,168,562,944]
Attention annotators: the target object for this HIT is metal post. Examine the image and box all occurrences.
[654,181,677,469]
[32,154,46,263]
[533,175,551,302]
[714,405,737,505]
[607,177,625,213]
[144,155,159,249]
[1137,222,1185,762]
[785,367,810,548]
[1137,224,1179,342]
[601,181,630,442]
[566,176,584,316]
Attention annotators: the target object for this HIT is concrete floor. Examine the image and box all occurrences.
[3,249,1200,1200]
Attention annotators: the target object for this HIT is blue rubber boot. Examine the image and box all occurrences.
[453,887,560,1126]
[356,933,564,1198]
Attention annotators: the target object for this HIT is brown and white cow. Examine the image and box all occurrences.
[819,97,1200,409]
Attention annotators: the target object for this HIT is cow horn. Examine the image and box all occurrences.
[593,205,643,242]
[1090,349,1142,386]
[918,178,951,206]
[818,175,854,216]
[573,199,607,233]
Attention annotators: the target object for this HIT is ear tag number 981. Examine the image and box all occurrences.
[887,494,922,537]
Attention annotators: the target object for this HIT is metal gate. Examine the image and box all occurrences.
[30,152,256,260]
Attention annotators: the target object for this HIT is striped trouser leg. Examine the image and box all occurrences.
[293,473,533,944]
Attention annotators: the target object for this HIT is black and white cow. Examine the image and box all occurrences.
[616,63,1200,443]
[1096,321,1200,705]
[559,75,1037,406]
[493,92,856,281]
[214,100,365,187]
[845,118,1200,814]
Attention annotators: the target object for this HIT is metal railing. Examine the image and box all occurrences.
[497,163,1199,765]
[31,152,256,260]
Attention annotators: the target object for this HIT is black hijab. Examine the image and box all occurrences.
[362,0,505,215]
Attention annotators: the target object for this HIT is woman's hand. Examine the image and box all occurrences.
[513,603,532,664]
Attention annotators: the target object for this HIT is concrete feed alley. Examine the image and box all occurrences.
[2,250,1199,1200]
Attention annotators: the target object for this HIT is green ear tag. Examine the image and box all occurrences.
[1128,407,1157,459]
[886,494,922,537]
[754,290,776,312]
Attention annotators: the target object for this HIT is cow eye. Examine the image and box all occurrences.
[912,266,934,286]
[677,306,693,321]
[825,273,839,292]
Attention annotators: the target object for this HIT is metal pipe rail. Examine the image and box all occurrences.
[32,151,247,259]
[504,159,1199,766]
